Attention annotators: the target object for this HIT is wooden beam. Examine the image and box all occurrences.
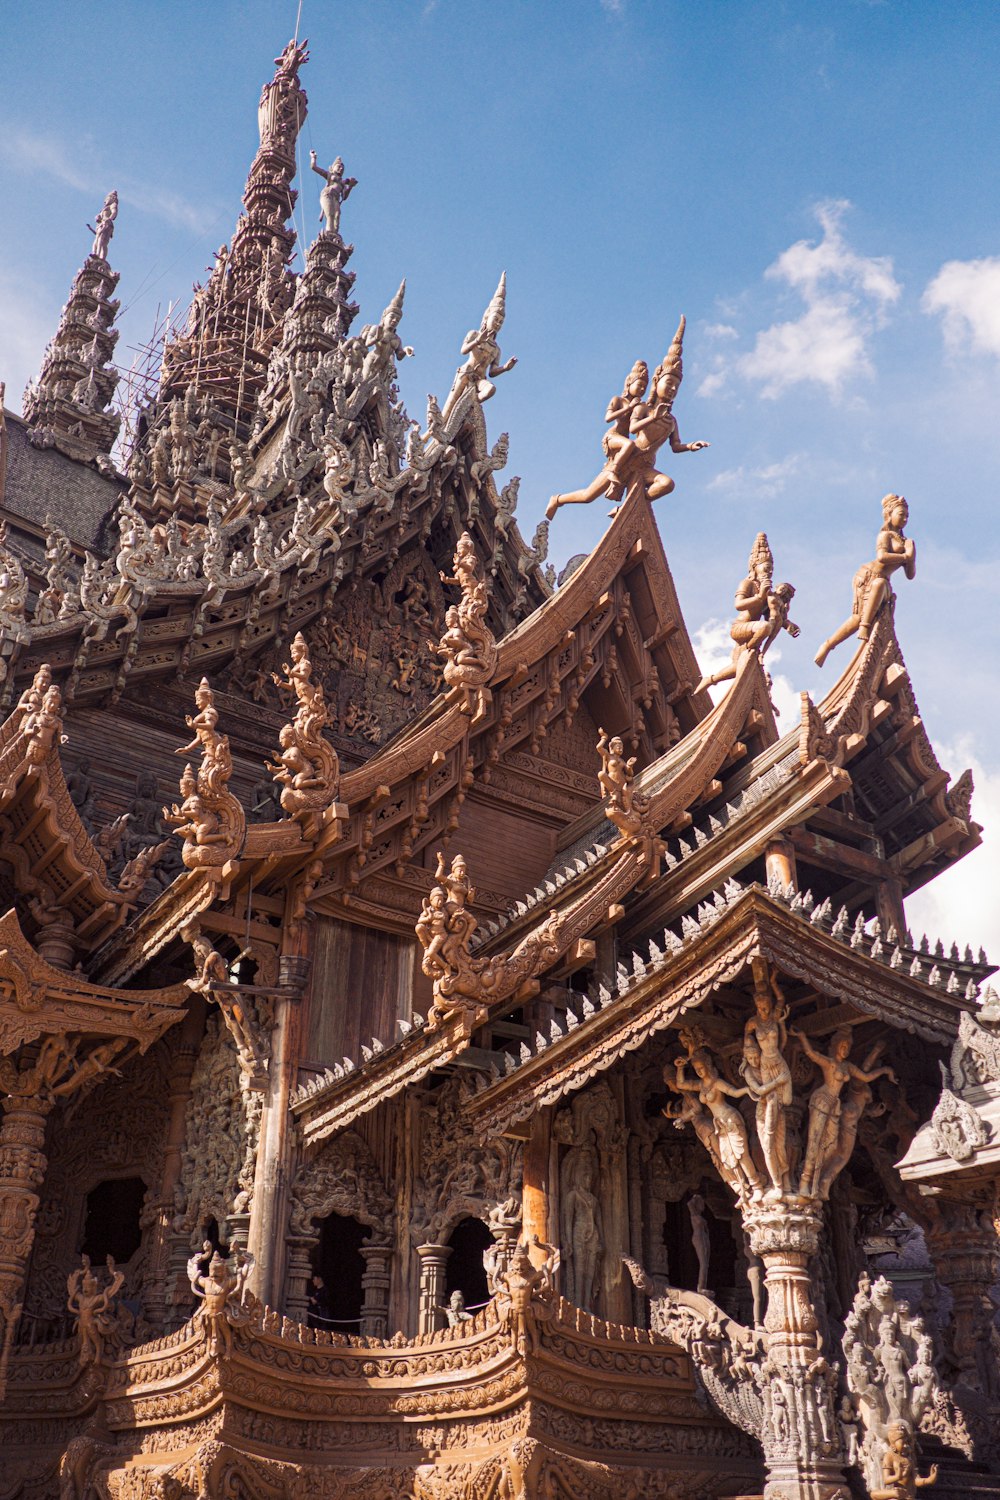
[788,828,893,882]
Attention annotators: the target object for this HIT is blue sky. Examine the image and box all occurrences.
[2,1,999,955]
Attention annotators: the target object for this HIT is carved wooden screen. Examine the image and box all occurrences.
[304,915,414,1068]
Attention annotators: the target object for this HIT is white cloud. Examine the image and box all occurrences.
[922,256,1000,358]
[698,200,901,400]
[906,737,1000,967]
[703,322,739,341]
[0,127,214,235]
[600,0,626,12]
[707,453,803,499]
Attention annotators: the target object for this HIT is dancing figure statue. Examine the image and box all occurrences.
[670,1048,766,1203]
[547,316,708,520]
[815,494,915,667]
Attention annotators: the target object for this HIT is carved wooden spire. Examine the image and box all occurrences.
[155,40,310,427]
[22,192,121,474]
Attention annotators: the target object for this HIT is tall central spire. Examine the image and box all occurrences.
[155,39,310,425]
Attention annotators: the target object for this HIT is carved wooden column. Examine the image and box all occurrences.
[764,837,797,892]
[744,1202,846,1500]
[0,1090,53,1395]
[522,1105,552,1253]
[283,1235,315,1325]
[360,1239,391,1338]
[247,936,312,1307]
[416,1243,451,1334]
[925,1203,1000,1398]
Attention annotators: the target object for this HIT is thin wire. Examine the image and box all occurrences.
[293,0,304,42]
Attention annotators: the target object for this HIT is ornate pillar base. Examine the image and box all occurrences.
[416,1243,451,1335]
[0,1095,52,1395]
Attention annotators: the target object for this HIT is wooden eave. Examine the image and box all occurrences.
[0,907,190,1054]
[798,608,980,887]
[897,1079,1000,1188]
[460,887,966,1141]
[0,696,127,949]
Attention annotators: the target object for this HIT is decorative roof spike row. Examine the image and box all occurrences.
[850,913,868,950]
[503,1051,517,1074]
[831,906,850,939]
[919,934,930,954]
[889,946,905,970]
[723,878,744,904]
[950,941,960,962]
[598,986,614,1009]
[681,914,700,941]
[980,947,989,965]
[869,935,885,962]
[397,1018,413,1035]
[934,939,945,958]
[412,1013,425,1028]
[534,1031,547,1053]
[582,995,596,1019]
[565,1008,580,1030]
[631,952,646,979]
[946,971,961,994]
[519,1041,531,1063]
[964,944,974,964]
[810,898,833,929]
[549,1018,564,1042]
[648,938,664,965]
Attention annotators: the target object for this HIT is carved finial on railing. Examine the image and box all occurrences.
[267,632,340,839]
[164,678,245,879]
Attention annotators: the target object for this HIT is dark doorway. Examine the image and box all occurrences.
[663,1191,737,1298]
[316,1212,367,1326]
[81,1177,146,1265]
[445,1216,494,1310]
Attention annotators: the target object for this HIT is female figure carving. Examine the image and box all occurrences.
[671,1049,765,1202]
[793,1026,896,1198]
[815,494,915,667]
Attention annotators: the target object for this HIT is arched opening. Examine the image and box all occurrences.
[81,1177,147,1265]
[445,1216,494,1312]
[315,1212,367,1328]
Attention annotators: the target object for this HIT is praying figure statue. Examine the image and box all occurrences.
[815,494,915,667]
[309,150,357,238]
[870,1421,938,1499]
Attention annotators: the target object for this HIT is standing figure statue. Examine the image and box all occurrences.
[815,494,915,667]
[559,1130,603,1309]
[740,959,794,1194]
[309,150,357,237]
[687,1191,711,1294]
[547,317,709,520]
[793,1026,896,1198]
[88,190,118,261]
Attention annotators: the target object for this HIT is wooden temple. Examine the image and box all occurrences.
[1,38,998,1500]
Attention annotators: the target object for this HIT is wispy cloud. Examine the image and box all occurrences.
[0,127,214,235]
[698,201,901,401]
[922,255,1000,359]
[0,269,58,406]
[707,453,804,499]
[600,0,626,13]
